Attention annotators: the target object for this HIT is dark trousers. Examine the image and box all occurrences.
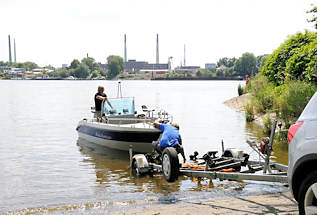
[152,141,184,154]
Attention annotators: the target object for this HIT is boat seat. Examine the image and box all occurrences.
[109,109,116,114]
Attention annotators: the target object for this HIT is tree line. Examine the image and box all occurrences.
[196,53,268,78]
[0,55,124,80]
[49,55,123,79]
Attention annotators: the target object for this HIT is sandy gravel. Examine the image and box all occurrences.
[114,191,298,215]
[224,93,252,113]
[224,93,277,126]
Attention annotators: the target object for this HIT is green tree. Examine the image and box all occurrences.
[285,38,317,83]
[91,71,100,78]
[0,61,6,66]
[256,54,269,72]
[23,61,38,70]
[217,57,236,67]
[234,52,257,77]
[261,31,317,85]
[58,69,70,78]
[107,55,123,79]
[209,67,216,73]
[44,65,55,70]
[70,59,80,69]
[196,70,202,77]
[81,57,100,72]
[216,68,224,77]
[216,66,235,77]
[74,63,89,78]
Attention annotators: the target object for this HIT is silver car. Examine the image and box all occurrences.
[288,92,317,215]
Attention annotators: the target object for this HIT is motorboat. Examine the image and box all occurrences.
[76,91,172,153]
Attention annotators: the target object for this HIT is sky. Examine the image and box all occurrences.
[0,0,316,68]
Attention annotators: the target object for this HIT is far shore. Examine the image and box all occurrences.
[151,76,243,81]
[0,77,244,81]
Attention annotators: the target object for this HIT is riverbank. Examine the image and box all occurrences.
[224,93,276,126]
[151,76,243,81]
[113,191,297,215]
[0,77,244,81]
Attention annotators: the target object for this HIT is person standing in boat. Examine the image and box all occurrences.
[94,85,114,120]
[152,121,186,163]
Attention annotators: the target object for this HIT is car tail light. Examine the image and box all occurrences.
[287,122,303,143]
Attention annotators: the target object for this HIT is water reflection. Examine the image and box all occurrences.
[75,136,288,208]
[76,138,251,197]
[77,138,182,195]
[244,122,264,141]
[244,122,288,165]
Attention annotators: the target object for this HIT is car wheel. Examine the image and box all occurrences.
[298,170,317,215]
[162,147,179,182]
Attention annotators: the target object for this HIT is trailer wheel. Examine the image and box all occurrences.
[162,147,179,182]
[298,170,317,215]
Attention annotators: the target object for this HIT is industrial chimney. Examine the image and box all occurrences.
[156,34,159,64]
[8,35,12,64]
[14,39,16,63]
[124,34,127,63]
[184,44,186,66]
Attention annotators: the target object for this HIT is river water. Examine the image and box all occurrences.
[0,80,287,214]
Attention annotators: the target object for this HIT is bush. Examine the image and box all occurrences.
[245,104,255,122]
[261,31,317,85]
[286,39,317,84]
[263,116,272,136]
[238,84,244,96]
[249,74,275,114]
[274,80,317,127]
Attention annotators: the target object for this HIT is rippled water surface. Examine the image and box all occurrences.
[0,80,288,214]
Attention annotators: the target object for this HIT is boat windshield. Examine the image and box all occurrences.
[103,97,135,116]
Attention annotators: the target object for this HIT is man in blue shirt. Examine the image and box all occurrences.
[153,122,186,163]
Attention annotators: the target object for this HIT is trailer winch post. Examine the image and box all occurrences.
[263,120,277,174]
[221,139,224,154]
[129,145,133,167]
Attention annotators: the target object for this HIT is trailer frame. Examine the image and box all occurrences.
[130,120,289,184]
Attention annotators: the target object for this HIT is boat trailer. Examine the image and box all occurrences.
[130,120,288,184]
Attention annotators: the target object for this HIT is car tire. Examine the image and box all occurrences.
[298,170,317,215]
[162,147,179,182]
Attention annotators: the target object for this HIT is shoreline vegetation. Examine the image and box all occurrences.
[151,76,243,81]
[0,51,266,81]
[1,77,244,81]
[226,31,317,150]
